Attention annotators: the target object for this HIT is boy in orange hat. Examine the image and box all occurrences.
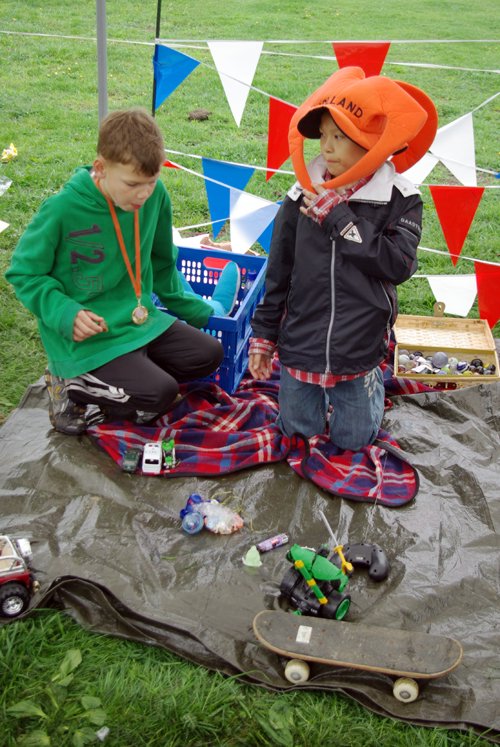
[249,67,437,451]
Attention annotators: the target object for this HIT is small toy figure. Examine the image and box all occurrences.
[161,438,177,470]
[0,536,38,618]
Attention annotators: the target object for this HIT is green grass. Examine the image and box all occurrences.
[0,610,494,747]
[0,1,499,744]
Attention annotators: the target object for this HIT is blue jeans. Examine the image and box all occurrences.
[277,366,385,451]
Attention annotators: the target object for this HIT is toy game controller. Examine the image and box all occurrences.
[342,543,390,582]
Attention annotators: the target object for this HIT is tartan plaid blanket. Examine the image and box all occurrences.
[88,352,429,508]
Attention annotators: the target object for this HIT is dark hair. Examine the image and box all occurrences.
[97,108,165,176]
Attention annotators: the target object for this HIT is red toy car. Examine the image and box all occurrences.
[0,535,37,618]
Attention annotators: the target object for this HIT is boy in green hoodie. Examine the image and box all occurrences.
[6,108,239,434]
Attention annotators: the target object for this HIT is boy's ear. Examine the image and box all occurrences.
[92,156,106,179]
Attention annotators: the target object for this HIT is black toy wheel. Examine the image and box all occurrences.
[321,594,351,620]
[279,567,302,598]
[0,583,30,618]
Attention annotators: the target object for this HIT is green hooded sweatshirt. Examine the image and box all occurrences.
[5,167,213,377]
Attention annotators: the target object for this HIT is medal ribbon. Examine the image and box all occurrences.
[98,182,142,303]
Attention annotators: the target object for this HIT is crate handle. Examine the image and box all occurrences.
[202,257,232,271]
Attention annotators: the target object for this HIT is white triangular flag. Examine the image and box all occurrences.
[402,152,439,185]
[229,189,279,253]
[426,274,477,317]
[429,113,477,186]
[208,41,263,126]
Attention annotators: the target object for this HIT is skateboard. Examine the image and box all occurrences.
[253,610,463,702]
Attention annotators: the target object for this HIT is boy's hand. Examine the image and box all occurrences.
[73,309,108,341]
[249,352,273,381]
[300,183,345,224]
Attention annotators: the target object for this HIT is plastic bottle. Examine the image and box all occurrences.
[244,269,258,294]
[181,511,204,535]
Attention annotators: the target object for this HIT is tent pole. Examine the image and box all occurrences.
[152,0,163,115]
[96,0,108,123]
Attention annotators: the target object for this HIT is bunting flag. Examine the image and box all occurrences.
[426,274,477,317]
[256,216,277,253]
[429,113,477,186]
[202,158,255,239]
[152,45,200,111]
[474,261,500,328]
[229,190,280,254]
[429,186,485,266]
[163,159,180,169]
[266,97,298,180]
[207,41,263,126]
[332,42,391,76]
[402,152,439,185]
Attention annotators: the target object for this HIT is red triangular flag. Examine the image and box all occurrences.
[474,261,500,328]
[163,160,180,169]
[266,97,298,181]
[332,42,391,76]
[429,186,485,266]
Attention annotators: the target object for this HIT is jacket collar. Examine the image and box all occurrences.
[307,155,420,203]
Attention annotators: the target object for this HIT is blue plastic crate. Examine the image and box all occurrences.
[176,245,268,393]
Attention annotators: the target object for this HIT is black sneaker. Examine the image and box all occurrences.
[44,369,87,436]
[99,406,160,425]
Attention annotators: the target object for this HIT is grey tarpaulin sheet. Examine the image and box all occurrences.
[0,377,499,741]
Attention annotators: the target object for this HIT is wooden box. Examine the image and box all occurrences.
[393,315,500,386]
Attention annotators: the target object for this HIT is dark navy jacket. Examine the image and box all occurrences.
[251,159,421,376]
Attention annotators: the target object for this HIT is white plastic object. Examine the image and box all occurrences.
[393,677,419,702]
[284,658,310,683]
[142,442,163,475]
[201,501,243,534]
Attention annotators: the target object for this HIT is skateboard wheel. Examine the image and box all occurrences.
[284,659,310,684]
[393,677,419,703]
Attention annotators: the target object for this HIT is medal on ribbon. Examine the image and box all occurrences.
[98,182,148,326]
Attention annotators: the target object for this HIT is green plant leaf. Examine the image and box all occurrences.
[85,708,107,726]
[269,700,294,729]
[257,719,294,747]
[7,700,48,719]
[17,729,51,746]
[52,648,82,682]
[80,695,102,710]
[71,727,101,747]
[55,675,74,688]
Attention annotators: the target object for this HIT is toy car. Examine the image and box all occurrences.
[142,442,163,475]
[279,544,351,620]
[0,535,37,618]
[162,438,177,470]
[122,447,142,473]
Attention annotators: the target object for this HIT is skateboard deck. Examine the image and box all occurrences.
[253,610,463,680]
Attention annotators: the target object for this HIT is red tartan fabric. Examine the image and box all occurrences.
[87,349,429,507]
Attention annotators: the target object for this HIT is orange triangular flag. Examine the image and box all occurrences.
[332,42,391,76]
[474,261,500,328]
[429,186,484,266]
[266,97,298,181]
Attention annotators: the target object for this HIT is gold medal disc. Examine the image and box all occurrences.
[132,305,149,325]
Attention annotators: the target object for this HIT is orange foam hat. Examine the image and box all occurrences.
[288,66,438,191]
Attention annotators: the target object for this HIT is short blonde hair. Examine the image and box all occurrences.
[97,108,165,176]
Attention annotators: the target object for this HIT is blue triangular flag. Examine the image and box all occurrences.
[256,220,275,253]
[257,201,281,252]
[153,45,200,111]
[202,158,255,239]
